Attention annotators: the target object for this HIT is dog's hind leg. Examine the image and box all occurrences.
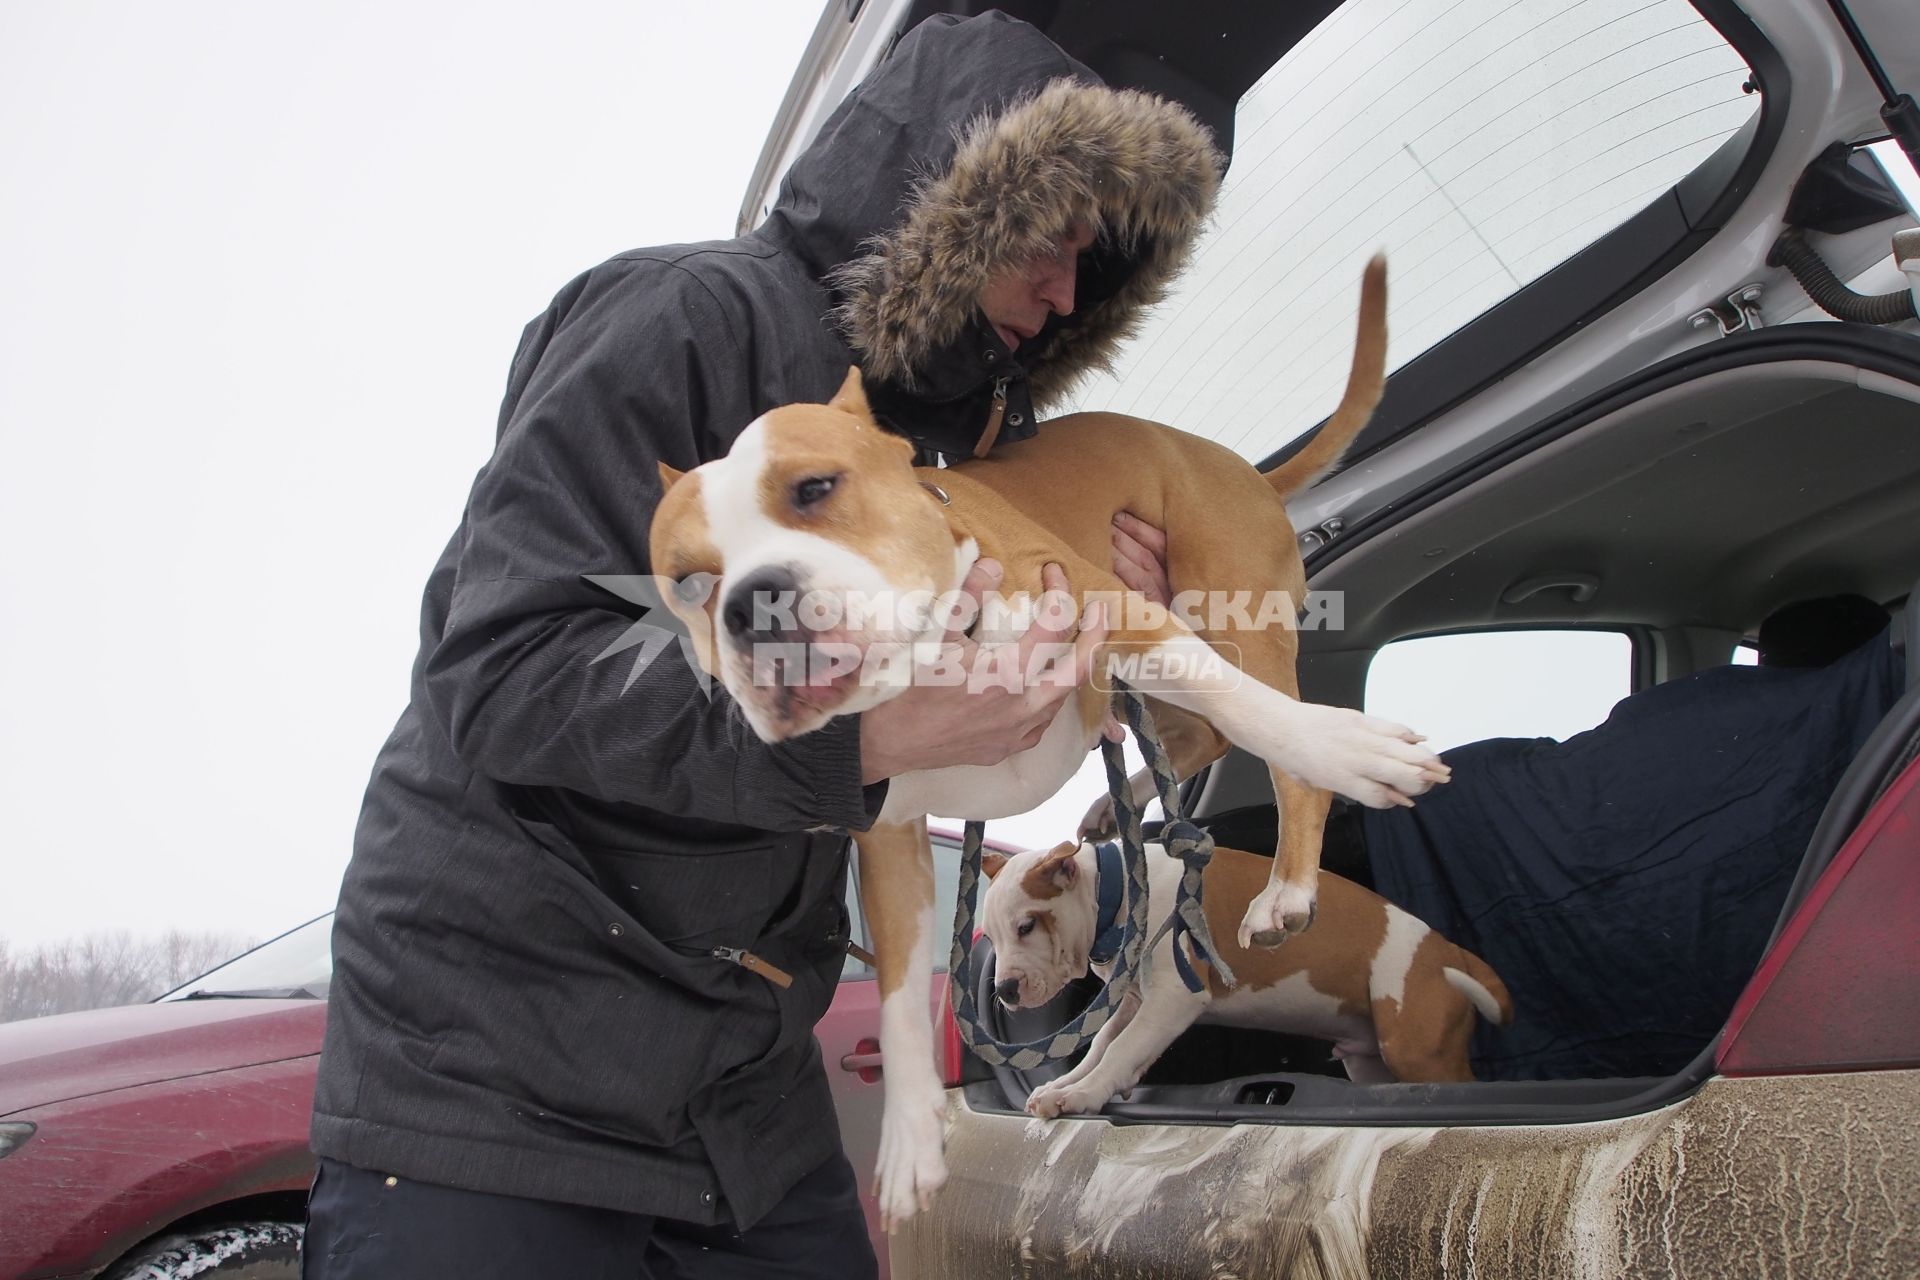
[1239,768,1335,946]
[1337,1052,1395,1084]
[1370,989,1479,1084]
[855,817,948,1229]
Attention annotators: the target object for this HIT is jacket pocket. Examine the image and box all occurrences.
[582,844,779,950]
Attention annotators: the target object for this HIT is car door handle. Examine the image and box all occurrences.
[840,1037,883,1081]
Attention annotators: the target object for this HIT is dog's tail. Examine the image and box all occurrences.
[1259,253,1389,499]
[1442,949,1515,1028]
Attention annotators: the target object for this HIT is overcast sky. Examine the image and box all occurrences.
[0,2,828,948]
[5,4,1917,957]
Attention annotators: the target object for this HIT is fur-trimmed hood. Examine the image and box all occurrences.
[761,13,1221,456]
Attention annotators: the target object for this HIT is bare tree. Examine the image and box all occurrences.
[0,930,258,1022]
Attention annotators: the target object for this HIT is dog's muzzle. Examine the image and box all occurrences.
[720,565,803,646]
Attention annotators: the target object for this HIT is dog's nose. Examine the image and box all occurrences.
[995,977,1021,1007]
[722,566,800,643]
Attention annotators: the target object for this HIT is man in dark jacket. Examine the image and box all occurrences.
[305,12,1219,1277]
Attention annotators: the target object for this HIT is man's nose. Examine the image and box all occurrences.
[722,566,800,643]
[1036,259,1076,317]
[995,976,1021,1006]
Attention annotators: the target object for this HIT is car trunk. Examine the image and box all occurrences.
[957,329,1920,1125]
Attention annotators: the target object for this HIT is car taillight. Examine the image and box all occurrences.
[1717,754,1920,1076]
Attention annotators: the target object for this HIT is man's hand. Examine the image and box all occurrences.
[1111,512,1171,608]
[860,561,1109,784]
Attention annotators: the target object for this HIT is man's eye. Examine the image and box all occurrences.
[1017,918,1036,938]
[793,475,838,508]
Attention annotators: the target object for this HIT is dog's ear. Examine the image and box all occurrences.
[829,365,873,422]
[981,851,1008,880]
[1039,841,1080,889]
[658,460,686,492]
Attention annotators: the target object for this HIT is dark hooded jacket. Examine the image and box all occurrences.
[312,12,1217,1229]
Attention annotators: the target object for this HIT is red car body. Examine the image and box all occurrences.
[0,1001,323,1278]
[0,829,995,1279]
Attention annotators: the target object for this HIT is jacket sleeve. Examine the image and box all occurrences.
[420,257,886,833]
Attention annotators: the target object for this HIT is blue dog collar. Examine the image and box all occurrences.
[1087,840,1126,966]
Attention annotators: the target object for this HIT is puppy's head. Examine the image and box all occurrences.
[979,841,1097,1009]
[648,367,967,742]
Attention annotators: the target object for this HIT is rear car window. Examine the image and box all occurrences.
[1061,0,1758,459]
[844,835,965,979]
[1366,629,1632,752]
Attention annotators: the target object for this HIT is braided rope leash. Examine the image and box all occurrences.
[1108,687,1236,994]
[947,681,1235,1068]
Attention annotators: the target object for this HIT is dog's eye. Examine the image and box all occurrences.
[1016,918,1037,939]
[793,474,838,509]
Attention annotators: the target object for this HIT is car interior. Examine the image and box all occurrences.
[967,336,1920,1124]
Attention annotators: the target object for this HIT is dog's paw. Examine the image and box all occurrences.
[1238,880,1316,948]
[1026,1083,1066,1121]
[1280,703,1451,808]
[1077,790,1119,839]
[874,1085,949,1232]
[1028,1077,1113,1119]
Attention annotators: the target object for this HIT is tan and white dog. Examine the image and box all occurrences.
[980,839,1514,1116]
[648,259,1448,1224]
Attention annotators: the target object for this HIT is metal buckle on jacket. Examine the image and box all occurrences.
[710,946,795,989]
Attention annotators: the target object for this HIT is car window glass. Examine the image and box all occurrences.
[1867,139,1920,216]
[1060,0,1757,460]
[157,913,333,999]
[842,834,965,981]
[928,836,962,975]
[840,869,871,981]
[1366,629,1632,753]
[1732,641,1759,666]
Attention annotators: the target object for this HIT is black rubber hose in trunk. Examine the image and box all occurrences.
[1769,227,1918,325]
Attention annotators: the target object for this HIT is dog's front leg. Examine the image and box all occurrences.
[1022,984,1140,1112]
[1027,968,1205,1119]
[854,817,947,1231]
[1107,617,1446,943]
[1114,624,1446,808]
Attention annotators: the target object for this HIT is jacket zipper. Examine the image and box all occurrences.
[711,946,794,989]
[972,376,1011,458]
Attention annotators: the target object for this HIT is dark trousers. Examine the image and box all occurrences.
[301,1152,878,1280]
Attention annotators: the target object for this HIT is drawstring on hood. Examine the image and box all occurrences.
[760,12,1222,458]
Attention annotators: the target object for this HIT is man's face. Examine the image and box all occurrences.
[976,221,1097,354]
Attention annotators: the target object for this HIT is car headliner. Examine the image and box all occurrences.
[1305,346,1920,653]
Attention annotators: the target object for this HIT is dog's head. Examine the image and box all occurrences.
[648,368,971,742]
[979,841,1098,1009]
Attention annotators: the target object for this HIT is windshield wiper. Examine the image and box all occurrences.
[179,985,322,1000]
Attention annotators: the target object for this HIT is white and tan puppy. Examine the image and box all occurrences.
[981,839,1514,1116]
[649,260,1449,1225]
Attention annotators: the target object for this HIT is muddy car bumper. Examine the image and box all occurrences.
[891,1070,1920,1279]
